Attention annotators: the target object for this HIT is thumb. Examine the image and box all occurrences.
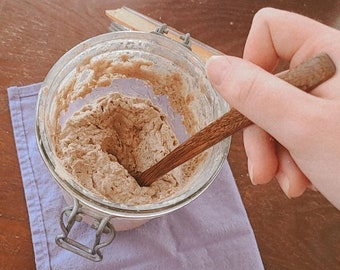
[206,55,316,146]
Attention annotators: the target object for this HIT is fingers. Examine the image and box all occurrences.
[206,55,315,199]
[205,8,340,204]
[243,125,277,185]
[275,145,310,198]
[206,55,316,148]
[244,127,311,197]
[244,8,340,100]
[243,8,337,68]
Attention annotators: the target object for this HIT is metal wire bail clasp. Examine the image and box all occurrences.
[56,198,116,262]
[152,23,192,50]
[152,23,169,35]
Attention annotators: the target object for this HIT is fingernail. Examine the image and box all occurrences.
[206,55,231,87]
[247,159,256,185]
[277,174,291,199]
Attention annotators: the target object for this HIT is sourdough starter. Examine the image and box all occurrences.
[54,56,203,205]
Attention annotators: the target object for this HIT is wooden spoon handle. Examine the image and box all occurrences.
[138,53,336,186]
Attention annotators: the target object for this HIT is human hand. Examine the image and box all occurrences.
[206,8,340,209]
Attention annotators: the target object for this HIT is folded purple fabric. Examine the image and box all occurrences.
[7,83,263,270]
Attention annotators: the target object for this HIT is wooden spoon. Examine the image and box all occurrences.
[135,53,336,186]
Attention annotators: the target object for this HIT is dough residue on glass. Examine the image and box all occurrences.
[54,55,206,205]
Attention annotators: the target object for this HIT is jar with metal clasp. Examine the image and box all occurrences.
[35,25,230,262]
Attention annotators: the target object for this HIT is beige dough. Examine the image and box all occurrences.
[53,56,206,206]
[57,92,184,205]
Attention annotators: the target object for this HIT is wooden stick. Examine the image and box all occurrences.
[137,53,336,186]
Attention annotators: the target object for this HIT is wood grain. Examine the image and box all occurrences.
[1,1,340,269]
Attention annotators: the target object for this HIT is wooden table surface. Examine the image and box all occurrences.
[1,1,340,269]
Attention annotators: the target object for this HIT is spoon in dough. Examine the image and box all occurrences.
[134,53,336,186]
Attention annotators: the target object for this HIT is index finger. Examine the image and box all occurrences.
[244,8,339,70]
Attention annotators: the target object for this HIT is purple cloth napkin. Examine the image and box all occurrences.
[7,83,264,270]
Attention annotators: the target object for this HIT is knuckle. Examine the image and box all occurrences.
[231,67,264,106]
[253,7,276,23]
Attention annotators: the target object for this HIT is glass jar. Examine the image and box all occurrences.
[35,30,230,261]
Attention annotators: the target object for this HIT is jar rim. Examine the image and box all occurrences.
[35,31,230,218]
